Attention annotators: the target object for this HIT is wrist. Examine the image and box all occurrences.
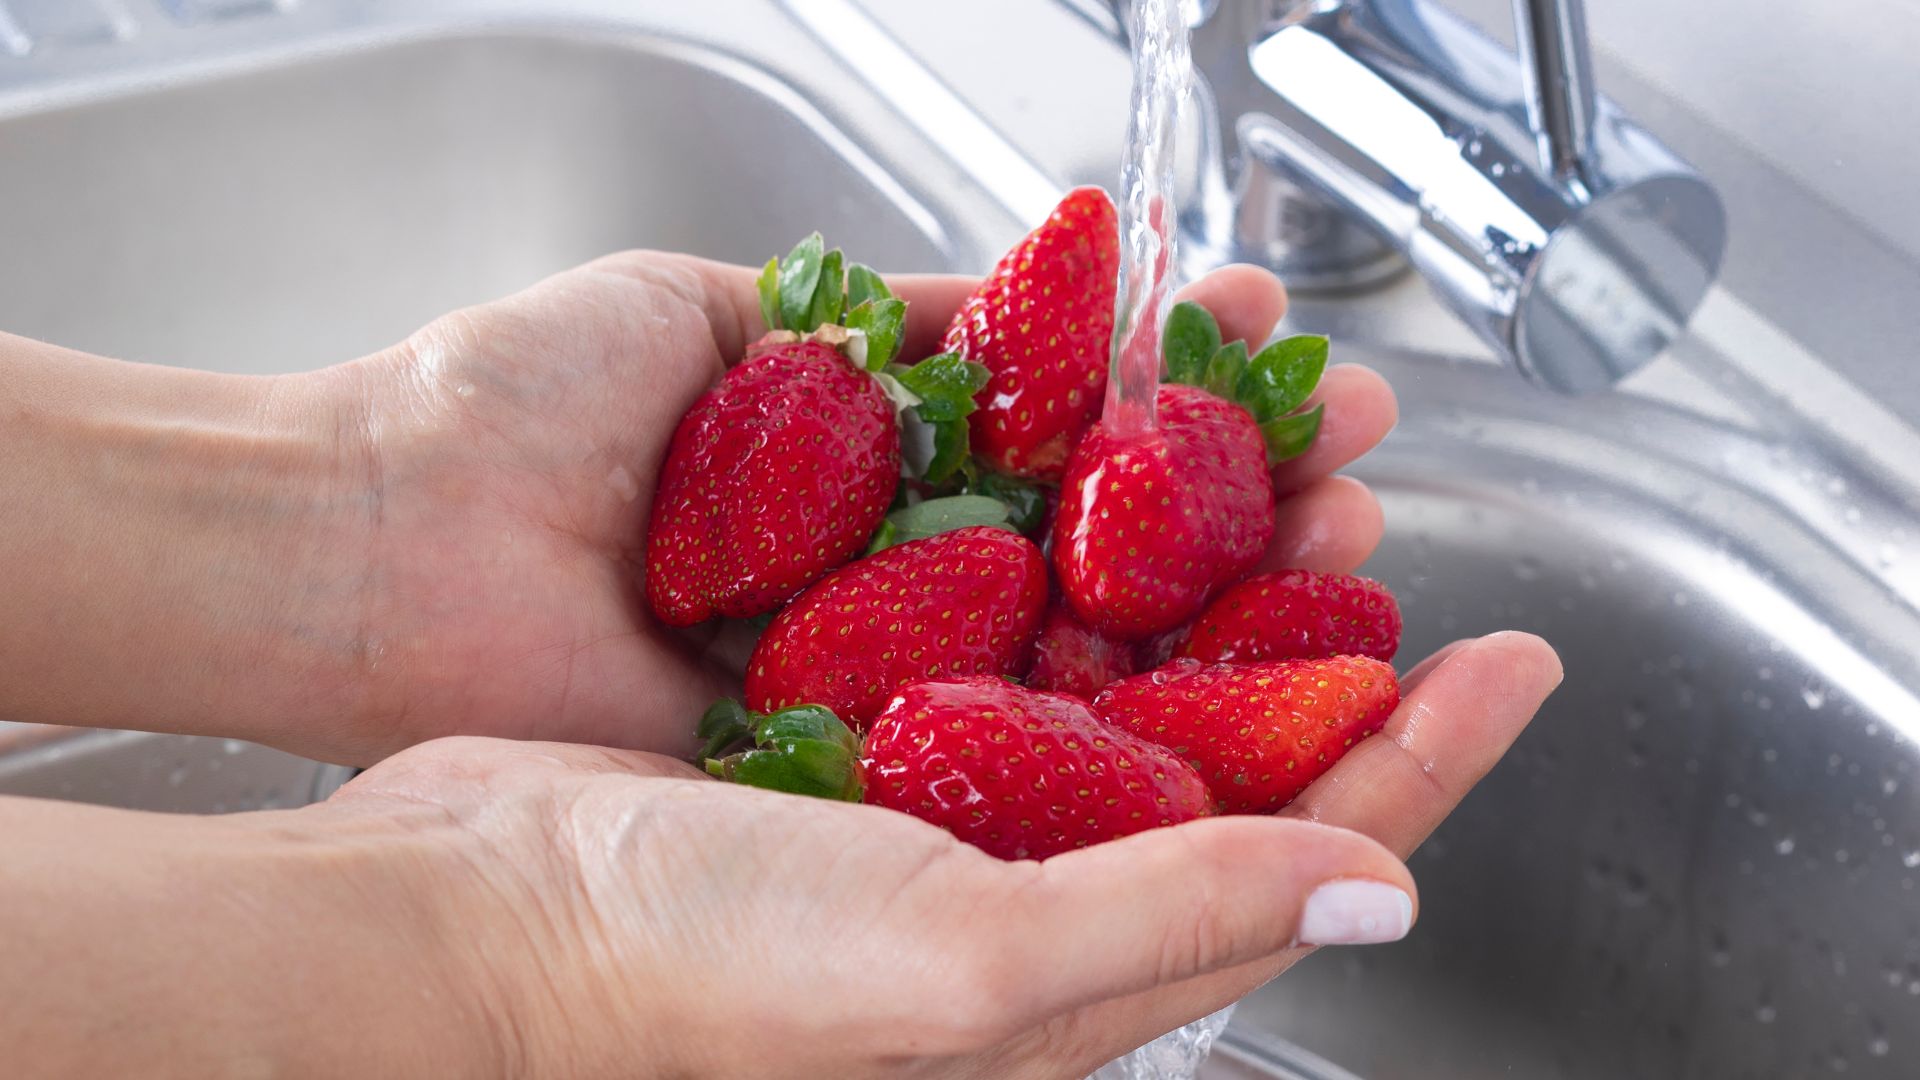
[0,337,391,759]
[229,798,516,1077]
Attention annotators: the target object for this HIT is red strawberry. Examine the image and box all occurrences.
[1051,302,1329,640]
[943,187,1119,480]
[1023,601,1136,699]
[646,234,990,627]
[646,339,896,626]
[862,677,1214,859]
[1094,656,1399,813]
[1170,570,1401,664]
[745,526,1048,727]
[701,678,1214,860]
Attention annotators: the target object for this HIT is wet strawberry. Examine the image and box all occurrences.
[942,187,1118,480]
[645,234,987,626]
[744,526,1048,728]
[1094,656,1399,813]
[1023,600,1136,699]
[645,340,896,626]
[700,678,1215,861]
[1052,302,1328,640]
[862,677,1213,859]
[1170,569,1401,664]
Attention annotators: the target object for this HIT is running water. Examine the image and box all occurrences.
[1102,0,1191,438]
[1092,3,1238,1079]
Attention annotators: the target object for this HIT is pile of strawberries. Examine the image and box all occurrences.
[648,188,1403,860]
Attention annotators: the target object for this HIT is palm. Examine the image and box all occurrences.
[349,260,742,756]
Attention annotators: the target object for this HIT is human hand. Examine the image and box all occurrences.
[316,632,1554,1080]
[298,255,1398,764]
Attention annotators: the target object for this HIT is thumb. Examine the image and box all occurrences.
[992,816,1415,1018]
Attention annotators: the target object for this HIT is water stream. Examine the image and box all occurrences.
[1091,3,1237,1078]
[1102,0,1191,438]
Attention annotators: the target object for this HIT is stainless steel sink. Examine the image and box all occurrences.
[4,2,1917,1077]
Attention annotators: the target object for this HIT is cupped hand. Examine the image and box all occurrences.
[324,628,1558,1078]
[312,255,1395,764]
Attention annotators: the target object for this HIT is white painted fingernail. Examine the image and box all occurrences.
[1298,880,1413,946]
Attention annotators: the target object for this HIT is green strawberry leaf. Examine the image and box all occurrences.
[846,263,894,309]
[1238,335,1328,422]
[845,298,907,371]
[695,698,756,761]
[777,232,824,332]
[925,418,970,485]
[968,471,1046,534]
[802,248,845,333]
[895,353,991,483]
[896,353,990,415]
[1259,403,1325,462]
[705,704,863,802]
[863,517,900,556]
[755,256,782,333]
[869,494,1016,550]
[1204,340,1248,399]
[1164,301,1221,386]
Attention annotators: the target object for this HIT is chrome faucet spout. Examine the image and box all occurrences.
[1071,0,1726,393]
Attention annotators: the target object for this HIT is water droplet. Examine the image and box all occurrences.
[167,765,189,788]
[1709,932,1731,967]
[1758,665,1774,681]
[1879,544,1900,568]
[1902,850,1920,869]
[1672,591,1690,607]
[1776,836,1797,855]
[1869,1036,1890,1058]
[455,382,476,398]
[1624,704,1648,731]
[1755,1002,1778,1024]
[1619,868,1651,907]
[222,739,246,756]
[1826,476,1848,496]
[1801,677,1828,710]
[1513,557,1541,581]
[1844,506,1863,524]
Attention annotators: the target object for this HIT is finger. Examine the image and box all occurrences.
[990,816,1414,1021]
[1399,638,1472,692]
[880,274,985,361]
[1281,631,1563,857]
[1269,364,1399,495]
[1259,476,1383,574]
[1173,264,1290,346]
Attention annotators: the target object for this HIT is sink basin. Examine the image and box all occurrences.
[3,3,1916,1077]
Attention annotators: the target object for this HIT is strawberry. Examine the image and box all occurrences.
[1023,600,1136,699]
[1169,569,1401,664]
[645,235,989,627]
[645,339,896,626]
[703,678,1214,861]
[744,525,1048,728]
[1093,656,1399,813]
[942,186,1119,480]
[1052,301,1329,640]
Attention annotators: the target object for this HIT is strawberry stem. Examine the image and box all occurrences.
[1162,300,1329,464]
[701,702,865,802]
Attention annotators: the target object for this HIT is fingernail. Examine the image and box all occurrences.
[1298,880,1413,946]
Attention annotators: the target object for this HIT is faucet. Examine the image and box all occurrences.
[1066,0,1727,393]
